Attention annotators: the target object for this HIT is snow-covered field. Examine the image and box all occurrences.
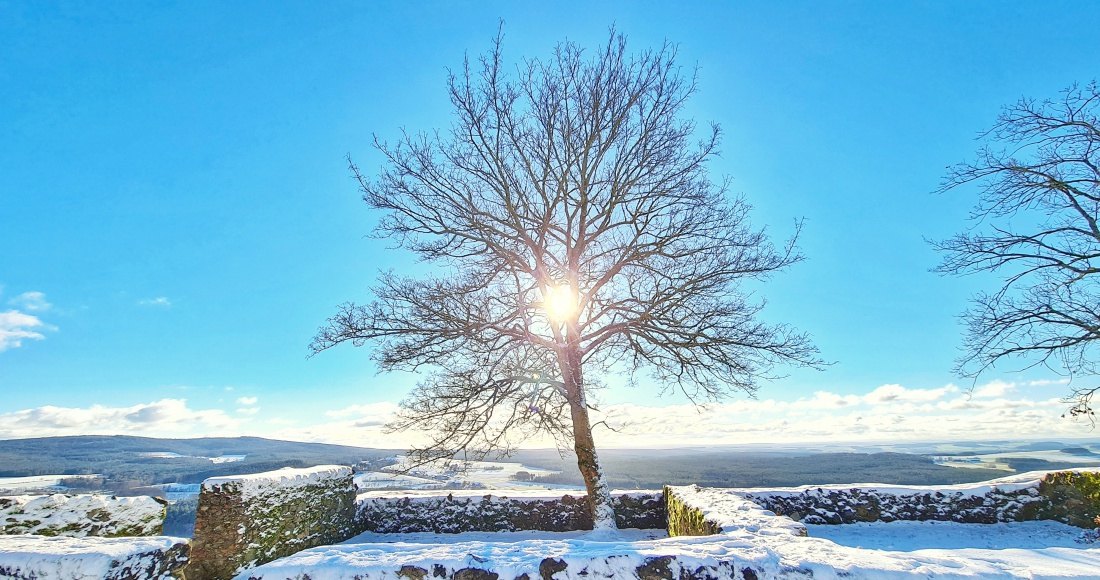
[137,451,247,463]
[0,474,100,494]
[157,483,201,501]
[210,454,246,464]
[137,452,187,459]
[354,471,447,490]
[375,456,568,490]
[934,449,1100,469]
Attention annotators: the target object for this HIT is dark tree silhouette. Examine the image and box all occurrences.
[934,81,1100,420]
[311,29,819,529]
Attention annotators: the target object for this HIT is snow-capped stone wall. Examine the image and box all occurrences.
[0,536,189,580]
[354,489,666,533]
[743,469,1100,528]
[189,465,358,580]
[665,485,720,536]
[0,494,167,537]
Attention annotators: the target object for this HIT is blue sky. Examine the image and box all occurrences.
[2,1,1099,446]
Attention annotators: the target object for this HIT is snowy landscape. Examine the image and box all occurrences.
[6,2,1100,579]
[3,449,1100,579]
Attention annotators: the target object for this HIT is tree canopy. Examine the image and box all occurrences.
[934,81,1100,418]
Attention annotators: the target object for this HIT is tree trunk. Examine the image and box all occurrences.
[561,341,617,530]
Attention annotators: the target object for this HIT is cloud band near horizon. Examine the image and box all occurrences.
[0,379,1088,447]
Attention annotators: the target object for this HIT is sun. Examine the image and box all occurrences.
[543,284,575,322]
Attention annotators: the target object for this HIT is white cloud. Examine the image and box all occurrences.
[578,382,1090,447]
[1027,378,1072,387]
[325,402,400,420]
[255,380,1090,449]
[264,402,410,448]
[139,297,171,307]
[864,384,957,404]
[0,290,53,352]
[272,422,420,449]
[7,381,1082,450]
[972,380,1016,398]
[275,402,410,448]
[791,391,860,408]
[0,399,237,439]
[8,291,51,312]
[0,310,46,352]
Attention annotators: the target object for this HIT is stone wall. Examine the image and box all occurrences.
[0,494,166,537]
[664,486,720,536]
[743,469,1100,528]
[189,465,358,580]
[354,490,666,533]
[1037,470,1100,527]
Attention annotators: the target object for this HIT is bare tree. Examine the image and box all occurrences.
[311,29,819,529]
[933,81,1100,419]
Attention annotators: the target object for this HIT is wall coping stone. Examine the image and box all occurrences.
[1,494,166,537]
[0,535,189,580]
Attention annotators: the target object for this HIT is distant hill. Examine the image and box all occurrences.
[0,435,398,485]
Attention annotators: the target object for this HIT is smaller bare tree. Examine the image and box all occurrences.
[933,81,1100,418]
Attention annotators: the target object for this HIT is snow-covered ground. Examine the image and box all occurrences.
[342,528,667,544]
[808,520,1086,550]
[238,526,1100,580]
